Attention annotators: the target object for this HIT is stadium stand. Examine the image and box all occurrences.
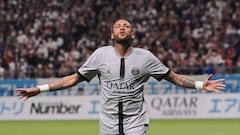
[0,0,239,79]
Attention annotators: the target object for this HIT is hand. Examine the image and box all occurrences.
[16,87,40,101]
[203,74,226,94]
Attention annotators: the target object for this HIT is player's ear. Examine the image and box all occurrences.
[131,32,135,39]
[111,33,114,40]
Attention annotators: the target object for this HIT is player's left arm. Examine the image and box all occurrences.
[164,70,226,93]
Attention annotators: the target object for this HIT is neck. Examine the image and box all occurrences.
[115,43,132,57]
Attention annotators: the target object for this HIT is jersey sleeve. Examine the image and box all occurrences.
[146,51,170,81]
[77,49,100,82]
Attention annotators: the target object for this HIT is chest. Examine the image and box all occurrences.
[98,56,147,80]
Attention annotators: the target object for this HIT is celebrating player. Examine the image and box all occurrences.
[16,19,226,135]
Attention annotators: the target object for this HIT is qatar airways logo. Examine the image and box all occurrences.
[106,81,135,90]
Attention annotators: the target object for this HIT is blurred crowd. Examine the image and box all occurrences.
[0,0,240,79]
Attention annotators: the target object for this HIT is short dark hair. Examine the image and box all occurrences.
[111,18,133,32]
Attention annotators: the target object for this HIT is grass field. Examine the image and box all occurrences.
[0,119,240,135]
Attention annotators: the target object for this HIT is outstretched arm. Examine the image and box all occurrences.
[16,73,85,101]
[164,71,226,93]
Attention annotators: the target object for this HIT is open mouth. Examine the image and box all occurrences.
[120,32,125,36]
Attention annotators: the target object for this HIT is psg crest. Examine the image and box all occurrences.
[132,67,139,76]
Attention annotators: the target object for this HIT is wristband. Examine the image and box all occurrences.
[36,84,50,93]
[195,81,204,90]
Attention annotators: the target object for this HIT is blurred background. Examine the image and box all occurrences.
[0,0,239,79]
[0,0,240,134]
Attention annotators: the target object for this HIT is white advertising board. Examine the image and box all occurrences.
[1,94,240,120]
[146,94,240,119]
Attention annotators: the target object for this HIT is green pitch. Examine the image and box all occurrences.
[0,119,240,135]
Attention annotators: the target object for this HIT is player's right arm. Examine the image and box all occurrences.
[164,70,225,93]
[16,73,85,101]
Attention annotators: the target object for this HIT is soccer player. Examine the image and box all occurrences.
[16,19,226,135]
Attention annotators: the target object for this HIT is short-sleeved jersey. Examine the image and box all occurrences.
[78,46,169,135]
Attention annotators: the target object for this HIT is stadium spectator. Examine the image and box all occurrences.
[0,0,239,78]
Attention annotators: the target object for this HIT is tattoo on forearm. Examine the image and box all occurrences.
[167,72,196,89]
[182,78,195,88]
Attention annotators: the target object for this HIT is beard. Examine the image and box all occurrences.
[114,35,133,45]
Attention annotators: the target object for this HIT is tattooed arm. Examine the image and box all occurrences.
[49,73,84,91]
[164,71,226,93]
[16,73,85,101]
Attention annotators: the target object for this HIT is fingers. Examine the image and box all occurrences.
[205,75,226,91]
[17,95,25,100]
[16,93,29,101]
[210,83,226,94]
[206,74,213,80]
[205,74,225,84]
[16,89,26,95]
[213,79,226,90]
[206,75,225,84]
[214,79,225,83]
[15,89,26,96]
[216,84,226,90]
[16,88,27,92]
[16,92,26,100]
[15,88,28,101]
[15,92,22,97]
